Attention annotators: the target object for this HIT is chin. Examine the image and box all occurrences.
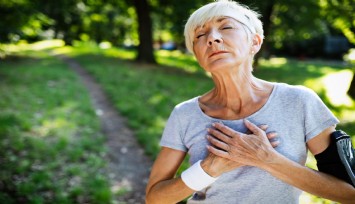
[206,59,239,71]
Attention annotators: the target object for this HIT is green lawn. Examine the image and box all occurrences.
[1,40,354,203]
[0,46,111,203]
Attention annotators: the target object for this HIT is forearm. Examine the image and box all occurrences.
[146,177,194,204]
[262,154,355,203]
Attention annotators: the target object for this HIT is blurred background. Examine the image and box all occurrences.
[1,0,354,203]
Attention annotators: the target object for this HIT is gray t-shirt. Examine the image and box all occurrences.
[160,83,339,204]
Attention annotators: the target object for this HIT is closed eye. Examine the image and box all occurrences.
[222,26,233,30]
[196,34,206,39]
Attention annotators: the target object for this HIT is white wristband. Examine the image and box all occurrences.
[181,160,219,191]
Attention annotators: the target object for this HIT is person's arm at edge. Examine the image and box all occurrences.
[145,147,194,204]
[261,126,355,203]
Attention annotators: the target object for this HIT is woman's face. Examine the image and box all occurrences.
[193,17,252,72]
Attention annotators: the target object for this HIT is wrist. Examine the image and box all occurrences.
[260,152,286,172]
[181,160,219,191]
[200,159,221,177]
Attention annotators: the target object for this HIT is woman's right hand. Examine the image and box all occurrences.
[201,152,244,177]
[201,123,278,177]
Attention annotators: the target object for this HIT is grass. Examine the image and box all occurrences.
[0,48,111,203]
[2,40,355,203]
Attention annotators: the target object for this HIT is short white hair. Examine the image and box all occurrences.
[184,0,264,54]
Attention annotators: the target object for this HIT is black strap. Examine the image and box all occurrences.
[315,130,354,187]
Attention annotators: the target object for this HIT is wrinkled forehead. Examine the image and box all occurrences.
[191,7,255,33]
[194,16,246,32]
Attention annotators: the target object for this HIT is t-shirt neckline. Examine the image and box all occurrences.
[194,82,279,121]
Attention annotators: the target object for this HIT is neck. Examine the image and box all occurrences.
[200,64,270,118]
[212,66,263,105]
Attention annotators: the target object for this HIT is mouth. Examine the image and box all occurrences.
[208,51,228,58]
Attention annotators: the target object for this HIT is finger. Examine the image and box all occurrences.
[244,119,264,136]
[207,145,230,159]
[247,124,268,134]
[270,140,280,148]
[266,132,277,140]
[259,124,268,131]
[207,135,230,151]
[207,128,232,143]
[266,132,279,148]
[212,122,243,138]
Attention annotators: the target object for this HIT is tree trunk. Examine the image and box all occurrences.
[253,1,275,69]
[133,0,156,64]
[348,71,355,99]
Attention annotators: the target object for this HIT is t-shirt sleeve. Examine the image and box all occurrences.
[159,107,188,152]
[302,87,339,142]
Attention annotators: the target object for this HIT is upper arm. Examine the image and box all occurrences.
[146,147,186,194]
[307,125,336,155]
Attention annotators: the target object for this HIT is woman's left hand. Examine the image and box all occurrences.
[206,119,280,168]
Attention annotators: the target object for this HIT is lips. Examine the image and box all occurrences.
[208,50,228,58]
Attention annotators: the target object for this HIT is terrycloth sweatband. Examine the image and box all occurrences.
[181,160,219,191]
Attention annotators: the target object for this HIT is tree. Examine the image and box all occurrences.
[0,0,36,42]
[132,0,156,63]
[319,0,355,98]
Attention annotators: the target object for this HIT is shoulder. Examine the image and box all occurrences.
[173,96,199,114]
[276,83,319,100]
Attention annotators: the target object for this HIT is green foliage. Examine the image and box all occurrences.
[1,0,353,62]
[0,0,136,45]
[0,51,111,203]
[319,0,355,44]
[0,0,34,42]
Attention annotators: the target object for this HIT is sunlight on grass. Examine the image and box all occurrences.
[4,39,64,52]
[321,70,353,106]
[259,57,288,68]
[156,50,201,73]
[103,48,136,60]
[34,118,74,137]
[30,40,65,50]
[52,46,74,55]
[32,102,80,137]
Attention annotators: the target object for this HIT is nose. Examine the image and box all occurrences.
[207,30,223,46]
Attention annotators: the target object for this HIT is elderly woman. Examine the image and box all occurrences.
[145,0,355,203]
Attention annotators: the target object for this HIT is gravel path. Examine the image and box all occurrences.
[58,55,153,204]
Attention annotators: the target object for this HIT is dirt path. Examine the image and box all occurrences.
[57,55,153,204]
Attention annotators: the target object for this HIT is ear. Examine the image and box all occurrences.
[251,33,263,53]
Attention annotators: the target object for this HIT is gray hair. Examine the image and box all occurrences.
[184,0,264,54]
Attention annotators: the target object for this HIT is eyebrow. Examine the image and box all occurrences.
[194,16,231,32]
[216,17,229,22]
